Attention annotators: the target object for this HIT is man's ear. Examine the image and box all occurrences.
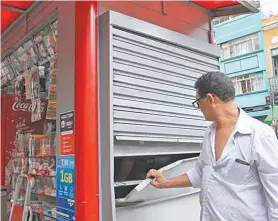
[206,93,215,104]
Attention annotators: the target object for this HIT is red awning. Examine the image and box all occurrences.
[191,1,239,10]
[0,1,259,34]
[1,1,34,33]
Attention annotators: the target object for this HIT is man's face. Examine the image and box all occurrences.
[195,90,216,121]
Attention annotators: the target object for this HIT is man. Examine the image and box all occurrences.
[147,72,278,221]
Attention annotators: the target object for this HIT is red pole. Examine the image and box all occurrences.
[75,1,99,221]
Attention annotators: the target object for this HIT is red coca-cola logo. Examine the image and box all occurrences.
[12,101,46,112]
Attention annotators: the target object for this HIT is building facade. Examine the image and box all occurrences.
[262,15,278,129]
[263,15,278,78]
[214,12,270,121]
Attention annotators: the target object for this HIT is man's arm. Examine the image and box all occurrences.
[146,170,193,188]
[255,132,278,220]
[165,173,193,188]
[147,149,204,189]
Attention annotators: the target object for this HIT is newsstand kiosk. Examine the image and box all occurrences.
[1,1,259,221]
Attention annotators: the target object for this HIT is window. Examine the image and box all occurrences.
[213,17,230,26]
[272,48,278,77]
[232,74,264,95]
[221,33,259,59]
[213,15,238,26]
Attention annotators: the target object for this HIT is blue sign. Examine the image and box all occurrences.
[56,156,75,221]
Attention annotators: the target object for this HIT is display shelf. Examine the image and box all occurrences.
[11,190,56,198]
[5,18,58,221]
[43,212,56,219]
[39,59,51,66]
[12,156,29,159]
[31,191,56,198]
[2,20,58,88]
[30,155,56,158]
[12,155,56,159]
[33,211,56,220]
[43,214,56,220]
[13,153,27,158]
[30,173,56,178]
[12,172,56,178]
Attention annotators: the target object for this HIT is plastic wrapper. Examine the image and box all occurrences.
[30,201,42,214]
[34,30,49,60]
[30,135,56,157]
[12,157,28,174]
[17,45,29,70]
[31,67,41,122]
[46,57,57,120]
[14,75,25,101]
[23,39,38,65]
[23,70,32,100]
[38,66,45,78]
[9,52,22,75]
[43,26,56,56]
[17,132,31,155]
[1,59,15,81]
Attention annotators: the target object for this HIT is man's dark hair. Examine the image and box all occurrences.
[195,71,235,102]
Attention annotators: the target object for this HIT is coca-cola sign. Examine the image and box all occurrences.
[12,101,46,113]
[2,95,47,185]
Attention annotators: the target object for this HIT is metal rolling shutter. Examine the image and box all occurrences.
[107,13,219,157]
[99,11,220,221]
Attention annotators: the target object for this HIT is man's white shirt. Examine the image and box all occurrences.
[187,109,278,221]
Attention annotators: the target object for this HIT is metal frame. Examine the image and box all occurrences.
[2,12,57,59]
[238,0,260,13]
[116,157,201,221]
[1,4,25,13]
[99,10,116,221]
[109,11,218,57]
[9,174,34,221]
[211,0,259,18]
[114,140,202,157]
[212,5,249,18]
[1,13,57,90]
[1,1,40,40]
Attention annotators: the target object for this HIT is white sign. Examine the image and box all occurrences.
[272,36,278,45]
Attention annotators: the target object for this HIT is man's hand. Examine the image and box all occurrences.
[146,169,168,188]
[147,169,193,189]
